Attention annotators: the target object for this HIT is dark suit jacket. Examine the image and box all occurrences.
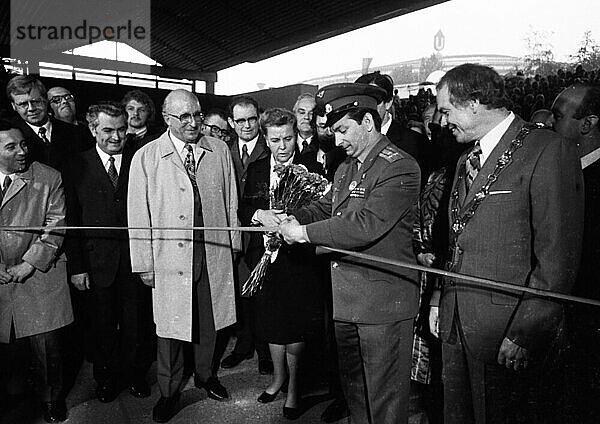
[239,153,323,270]
[12,116,93,173]
[294,136,421,324]
[439,115,584,363]
[386,119,425,164]
[229,135,270,196]
[64,146,135,287]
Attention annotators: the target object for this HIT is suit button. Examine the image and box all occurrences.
[179,215,185,220]
[180,187,185,192]
[332,262,339,268]
[178,271,183,276]
[178,242,184,247]
[115,198,120,203]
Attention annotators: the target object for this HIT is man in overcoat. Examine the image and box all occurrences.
[0,120,73,422]
[128,89,240,423]
[279,83,421,424]
[429,64,584,423]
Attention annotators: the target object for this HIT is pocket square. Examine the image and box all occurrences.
[488,190,512,195]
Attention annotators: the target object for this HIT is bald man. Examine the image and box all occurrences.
[551,83,600,423]
[128,89,240,422]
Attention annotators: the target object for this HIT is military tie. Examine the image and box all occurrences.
[241,143,249,168]
[38,127,50,143]
[107,156,118,188]
[184,144,197,186]
[465,142,482,192]
[0,175,11,204]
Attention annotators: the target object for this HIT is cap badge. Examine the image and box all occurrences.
[316,90,324,98]
[349,180,357,191]
[325,104,332,114]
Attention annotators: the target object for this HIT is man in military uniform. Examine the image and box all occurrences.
[279,83,421,424]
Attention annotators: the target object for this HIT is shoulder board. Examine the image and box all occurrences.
[378,145,404,163]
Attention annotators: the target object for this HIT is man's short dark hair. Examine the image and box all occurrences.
[355,71,394,102]
[121,89,155,123]
[259,108,297,135]
[573,83,600,120]
[0,118,21,132]
[437,63,508,109]
[345,108,382,132]
[6,75,47,100]
[87,102,127,130]
[228,95,259,118]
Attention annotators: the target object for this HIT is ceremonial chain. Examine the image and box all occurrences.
[450,123,543,238]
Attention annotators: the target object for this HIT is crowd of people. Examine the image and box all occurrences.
[0,61,599,424]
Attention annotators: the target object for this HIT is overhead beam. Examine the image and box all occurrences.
[30,52,217,82]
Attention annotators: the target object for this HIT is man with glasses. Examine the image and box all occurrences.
[220,95,273,376]
[6,75,91,172]
[128,89,240,423]
[47,87,83,127]
[200,108,231,142]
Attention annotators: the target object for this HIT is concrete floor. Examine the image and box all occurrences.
[1,338,428,424]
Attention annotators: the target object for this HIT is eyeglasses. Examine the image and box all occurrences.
[202,123,228,137]
[14,98,46,109]
[233,116,258,126]
[49,94,74,104]
[165,111,204,125]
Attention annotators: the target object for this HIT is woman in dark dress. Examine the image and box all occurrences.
[239,108,322,419]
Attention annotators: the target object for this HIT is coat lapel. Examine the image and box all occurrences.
[462,116,525,207]
[1,167,32,208]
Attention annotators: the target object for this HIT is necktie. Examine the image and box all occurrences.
[465,142,482,192]
[184,144,197,186]
[38,127,49,143]
[0,175,11,203]
[241,143,249,168]
[302,139,309,153]
[107,156,118,188]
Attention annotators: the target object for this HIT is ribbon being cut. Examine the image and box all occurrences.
[241,163,328,296]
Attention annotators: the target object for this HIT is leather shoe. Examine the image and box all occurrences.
[258,358,274,375]
[220,352,252,369]
[321,398,350,423]
[257,389,280,403]
[129,378,151,398]
[96,382,118,403]
[195,376,229,401]
[43,399,67,423]
[152,394,179,423]
[283,405,303,420]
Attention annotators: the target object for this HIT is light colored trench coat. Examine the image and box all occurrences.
[0,162,73,343]
[128,131,240,342]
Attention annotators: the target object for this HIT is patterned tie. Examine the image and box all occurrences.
[302,139,309,153]
[184,144,197,186]
[0,175,11,203]
[107,156,118,188]
[38,127,50,143]
[241,143,249,168]
[465,142,482,192]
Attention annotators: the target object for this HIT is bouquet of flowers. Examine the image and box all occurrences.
[241,163,329,296]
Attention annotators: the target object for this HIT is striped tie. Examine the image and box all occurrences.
[184,144,197,186]
[465,142,482,192]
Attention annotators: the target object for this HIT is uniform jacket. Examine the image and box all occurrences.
[12,116,93,173]
[128,131,241,342]
[0,161,73,342]
[294,136,421,324]
[64,145,135,286]
[438,115,584,363]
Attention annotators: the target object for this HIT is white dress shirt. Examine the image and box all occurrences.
[95,145,122,174]
[239,135,259,160]
[478,112,515,166]
[27,120,52,142]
